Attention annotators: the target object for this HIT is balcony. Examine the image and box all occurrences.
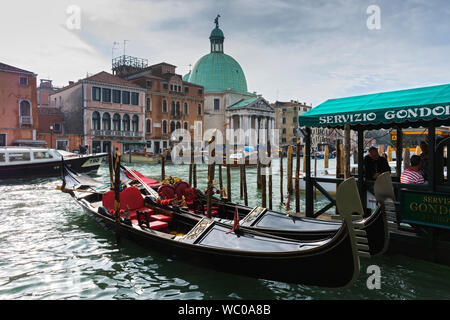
[20,116,32,126]
[91,130,143,138]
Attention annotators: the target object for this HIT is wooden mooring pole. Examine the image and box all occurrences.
[280,149,283,203]
[161,148,166,181]
[295,140,300,213]
[268,140,272,210]
[287,145,293,195]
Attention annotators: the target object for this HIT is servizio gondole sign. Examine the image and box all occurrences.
[400,190,450,230]
[315,105,450,126]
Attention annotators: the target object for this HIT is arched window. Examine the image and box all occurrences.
[176,102,181,116]
[112,113,121,131]
[19,100,32,125]
[176,121,181,130]
[146,119,152,134]
[170,101,176,117]
[146,97,151,112]
[132,115,139,132]
[170,121,176,133]
[122,114,130,131]
[184,102,188,115]
[162,120,167,134]
[92,111,100,130]
[19,100,31,116]
[162,100,167,113]
[184,121,188,130]
[102,113,111,130]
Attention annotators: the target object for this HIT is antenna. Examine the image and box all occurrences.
[123,40,130,56]
[112,41,119,59]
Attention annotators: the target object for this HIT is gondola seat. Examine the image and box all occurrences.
[102,187,152,219]
[149,214,173,222]
[157,184,175,200]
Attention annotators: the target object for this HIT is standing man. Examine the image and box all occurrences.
[364,146,391,180]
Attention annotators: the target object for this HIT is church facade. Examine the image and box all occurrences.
[184,17,274,146]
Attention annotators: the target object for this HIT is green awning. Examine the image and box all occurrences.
[298,84,450,129]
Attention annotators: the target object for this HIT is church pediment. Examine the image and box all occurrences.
[226,97,274,113]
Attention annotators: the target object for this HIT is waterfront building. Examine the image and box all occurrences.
[0,62,40,146]
[37,79,59,108]
[184,16,274,144]
[272,100,312,150]
[113,58,205,154]
[50,71,146,153]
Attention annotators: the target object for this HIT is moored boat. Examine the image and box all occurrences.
[60,164,367,288]
[0,147,106,180]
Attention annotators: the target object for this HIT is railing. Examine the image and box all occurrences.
[91,130,143,138]
[20,116,32,126]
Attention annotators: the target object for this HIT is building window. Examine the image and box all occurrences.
[122,91,130,105]
[162,100,168,113]
[198,89,203,95]
[214,99,220,111]
[56,140,69,151]
[131,92,139,106]
[113,113,121,131]
[176,102,181,116]
[0,134,6,147]
[197,104,202,115]
[146,80,152,88]
[146,119,152,134]
[92,87,101,101]
[53,123,61,133]
[112,90,121,103]
[19,100,32,126]
[163,83,168,90]
[170,101,176,117]
[146,97,151,112]
[184,121,188,130]
[176,121,181,130]
[184,87,189,94]
[184,102,188,115]
[122,114,130,131]
[102,88,111,103]
[282,117,286,124]
[170,121,176,133]
[282,128,286,134]
[92,111,101,130]
[102,113,111,130]
[131,115,139,132]
[292,117,297,123]
[19,77,28,85]
[162,120,168,134]
[170,84,174,91]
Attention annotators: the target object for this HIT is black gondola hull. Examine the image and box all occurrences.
[75,197,359,288]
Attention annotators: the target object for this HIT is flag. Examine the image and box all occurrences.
[227,206,240,234]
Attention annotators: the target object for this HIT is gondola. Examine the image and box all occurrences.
[60,163,368,288]
[61,163,391,257]
[127,167,391,257]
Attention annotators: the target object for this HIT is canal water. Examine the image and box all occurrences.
[0,158,449,300]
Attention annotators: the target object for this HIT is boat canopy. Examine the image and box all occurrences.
[298,83,450,129]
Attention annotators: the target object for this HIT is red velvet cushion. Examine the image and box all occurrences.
[120,186,144,210]
[102,190,116,211]
[149,214,173,222]
[157,185,175,200]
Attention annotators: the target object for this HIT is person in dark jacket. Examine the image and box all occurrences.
[364,146,391,180]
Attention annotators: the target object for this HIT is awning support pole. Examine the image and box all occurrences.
[357,128,366,213]
[305,127,313,217]
[396,127,403,178]
[428,125,436,192]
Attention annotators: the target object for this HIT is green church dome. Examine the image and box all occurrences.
[186,18,248,94]
[188,52,248,93]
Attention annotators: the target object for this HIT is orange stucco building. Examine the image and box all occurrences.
[0,62,39,146]
[50,71,146,153]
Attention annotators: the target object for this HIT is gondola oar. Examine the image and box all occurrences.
[121,164,160,199]
[112,151,121,244]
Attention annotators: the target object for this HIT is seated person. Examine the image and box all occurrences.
[419,140,429,181]
[364,146,391,180]
[401,155,425,184]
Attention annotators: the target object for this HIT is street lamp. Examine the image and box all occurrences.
[49,125,54,149]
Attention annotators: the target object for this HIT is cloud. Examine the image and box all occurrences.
[1,0,449,106]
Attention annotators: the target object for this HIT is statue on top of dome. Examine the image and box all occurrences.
[214,14,221,28]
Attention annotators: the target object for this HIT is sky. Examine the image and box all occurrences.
[1,0,450,106]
